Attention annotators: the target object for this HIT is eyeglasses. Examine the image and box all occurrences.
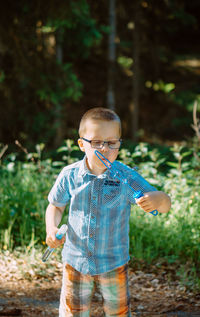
[81,137,122,149]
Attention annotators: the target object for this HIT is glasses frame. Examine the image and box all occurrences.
[81,137,122,149]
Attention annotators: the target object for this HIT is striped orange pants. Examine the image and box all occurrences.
[59,263,131,316]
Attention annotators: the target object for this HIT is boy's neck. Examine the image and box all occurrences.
[86,158,107,176]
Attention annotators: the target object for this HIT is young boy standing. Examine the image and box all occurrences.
[45,107,171,316]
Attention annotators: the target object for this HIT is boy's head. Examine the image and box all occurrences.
[78,107,122,175]
[78,107,121,138]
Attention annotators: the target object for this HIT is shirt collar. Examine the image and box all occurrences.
[78,156,112,179]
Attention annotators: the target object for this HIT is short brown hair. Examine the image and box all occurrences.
[79,107,121,137]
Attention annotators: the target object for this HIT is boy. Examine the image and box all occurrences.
[45,107,171,316]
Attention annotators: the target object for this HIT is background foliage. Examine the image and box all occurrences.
[0,0,200,292]
[0,135,200,290]
[0,0,200,148]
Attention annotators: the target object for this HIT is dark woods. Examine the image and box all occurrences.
[0,0,200,149]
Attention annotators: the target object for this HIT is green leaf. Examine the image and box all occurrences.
[167,162,179,168]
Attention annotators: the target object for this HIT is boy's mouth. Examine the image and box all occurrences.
[99,158,107,164]
[100,158,112,168]
[94,150,112,169]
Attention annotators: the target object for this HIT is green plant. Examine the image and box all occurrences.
[56,139,81,166]
[1,138,200,291]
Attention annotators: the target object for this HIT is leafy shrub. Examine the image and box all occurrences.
[0,139,200,290]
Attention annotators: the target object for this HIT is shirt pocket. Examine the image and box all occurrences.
[102,184,121,207]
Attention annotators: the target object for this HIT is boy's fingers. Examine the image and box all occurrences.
[46,234,58,248]
[53,235,65,247]
[135,198,155,213]
[135,198,148,207]
[46,228,66,248]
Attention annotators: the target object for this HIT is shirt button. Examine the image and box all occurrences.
[90,234,93,238]
[92,196,96,200]
[88,252,92,257]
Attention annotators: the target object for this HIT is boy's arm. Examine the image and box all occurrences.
[45,203,66,248]
[135,191,171,214]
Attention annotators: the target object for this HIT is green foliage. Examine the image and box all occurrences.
[119,140,200,287]
[0,162,53,248]
[0,0,200,146]
[54,139,81,167]
[0,138,200,290]
[117,56,133,69]
[37,63,83,105]
[145,80,175,94]
[170,89,200,112]
[0,0,102,146]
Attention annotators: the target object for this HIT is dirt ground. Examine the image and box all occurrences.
[0,251,200,317]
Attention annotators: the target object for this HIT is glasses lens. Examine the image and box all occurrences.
[90,140,121,149]
[91,141,103,149]
[108,141,121,149]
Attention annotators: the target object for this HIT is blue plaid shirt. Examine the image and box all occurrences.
[48,156,156,275]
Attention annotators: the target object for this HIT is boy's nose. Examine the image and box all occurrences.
[101,143,109,152]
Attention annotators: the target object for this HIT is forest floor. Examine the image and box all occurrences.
[0,251,200,317]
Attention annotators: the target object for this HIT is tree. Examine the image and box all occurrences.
[130,0,141,141]
[107,0,116,110]
[0,0,101,148]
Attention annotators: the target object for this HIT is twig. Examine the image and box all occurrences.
[191,101,200,164]
[0,144,8,160]
[191,101,200,142]
[15,140,35,162]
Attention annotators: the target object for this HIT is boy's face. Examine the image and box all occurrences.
[78,119,121,175]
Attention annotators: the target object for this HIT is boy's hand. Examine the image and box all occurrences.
[135,191,171,214]
[46,227,65,249]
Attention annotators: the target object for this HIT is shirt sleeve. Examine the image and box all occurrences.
[126,169,157,204]
[48,167,71,207]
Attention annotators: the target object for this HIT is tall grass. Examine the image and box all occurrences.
[126,142,200,263]
[0,161,54,249]
[0,139,200,289]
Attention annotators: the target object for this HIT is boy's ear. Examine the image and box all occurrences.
[78,138,85,152]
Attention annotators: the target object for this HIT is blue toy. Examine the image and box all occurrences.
[42,224,68,262]
[95,150,158,216]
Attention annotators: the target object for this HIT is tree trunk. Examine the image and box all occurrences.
[53,30,64,148]
[130,1,140,141]
[107,0,116,111]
